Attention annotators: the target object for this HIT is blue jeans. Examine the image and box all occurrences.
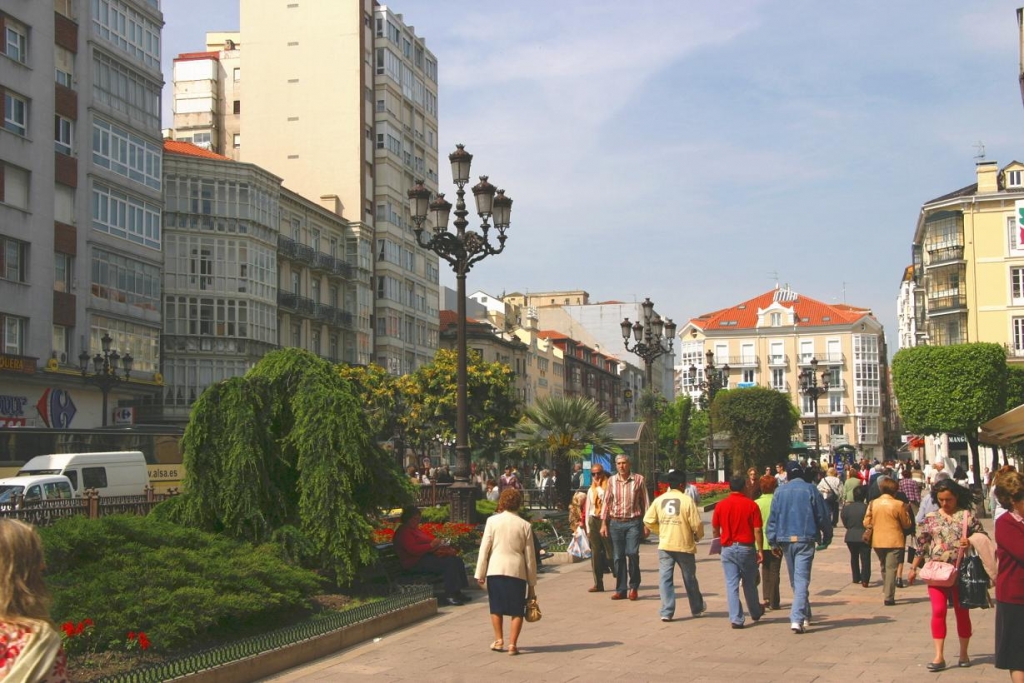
[720,544,762,626]
[781,541,816,625]
[658,550,705,619]
[608,518,642,594]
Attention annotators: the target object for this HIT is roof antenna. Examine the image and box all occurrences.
[769,271,780,289]
[974,141,986,162]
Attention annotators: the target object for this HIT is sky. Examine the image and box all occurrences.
[161,0,1024,351]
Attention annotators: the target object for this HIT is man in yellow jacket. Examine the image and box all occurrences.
[643,470,707,622]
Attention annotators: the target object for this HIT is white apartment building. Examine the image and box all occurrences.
[170,1,440,375]
[0,0,164,429]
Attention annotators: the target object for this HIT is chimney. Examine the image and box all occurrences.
[977,161,999,194]
[319,194,342,216]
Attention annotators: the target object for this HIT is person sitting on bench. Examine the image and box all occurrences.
[394,506,471,606]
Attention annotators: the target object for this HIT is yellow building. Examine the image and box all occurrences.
[678,285,891,462]
[911,160,1024,356]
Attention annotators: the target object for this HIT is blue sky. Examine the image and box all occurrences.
[162,1,1024,350]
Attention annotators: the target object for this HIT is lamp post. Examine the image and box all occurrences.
[78,331,133,427]
[620,298,677,394]
[408,144,512,524]
[689,350,729,478]
[798,357,831,462]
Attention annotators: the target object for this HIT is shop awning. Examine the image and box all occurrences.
[979,403,1024,446]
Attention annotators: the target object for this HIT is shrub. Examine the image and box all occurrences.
[419,505,450,523]
[40,515,322,652]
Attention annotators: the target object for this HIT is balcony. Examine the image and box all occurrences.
[927,291,967,313]
[711,355,759,367]
[798,353,845,366]
[278,291,298,310]
[767,354,788,366]
[277,235,298,258]
[331,259,353,279]
[827,379,848,391]
[295,244,315,265]
[309,252,334,272]
[771,382,790,393]
[926,244,965,264]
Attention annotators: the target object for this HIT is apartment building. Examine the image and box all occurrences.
[0,0,164,429]
[170,1,440,376]
[437,310,529,404]
[154,141,373,422]
[678,285,891,461]
[896,264,925,350]
[538,330,624,420]
[910,160,1024,355]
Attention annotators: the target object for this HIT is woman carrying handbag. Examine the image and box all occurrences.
[908,479,985,672]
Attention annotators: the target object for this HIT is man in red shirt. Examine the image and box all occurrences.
[712,474,765,629]
[393,506,470,606]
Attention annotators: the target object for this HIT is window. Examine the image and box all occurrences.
[312,330,321,355]
[799,339,814,363]
[92,118,162,190]
[92,51,161,130]
[82,467,108,489]
[829,394,843,413]
[53,325,71,363]
[311,278,320,304]
[55,45,74,87]
[1,163,29,210]
[5,24,26,64]
[291,323,300,348]
[1014,318,1024,356]
[2,314,25,354]
[55,115,73,155]
[3,92,27,136]
[91,249,161,311]
[232,68,240,81]
[91,0,161,69]
[742,369,755,383]
[803,423,818,443]
[232,100,240,115]
[376,98,385,113]
[1013,267,1024,305]
[770,312,781,326]
[771,368,786,391]
[1,238,27,282]
[768,341,784,365]
[1010,170,1023,187]
[91,183,162,249]
[233,134,240,148]
[54,253,72,292]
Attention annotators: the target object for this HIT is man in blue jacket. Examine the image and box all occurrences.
[766,460,833,634]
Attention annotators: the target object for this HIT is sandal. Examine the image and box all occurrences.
[490,640,503,652]
[508,644,519,656]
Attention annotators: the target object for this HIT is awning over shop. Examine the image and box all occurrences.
[789,440,809,452]
[979,403,1024,446]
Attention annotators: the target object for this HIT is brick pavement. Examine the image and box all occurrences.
[264,513,998,682]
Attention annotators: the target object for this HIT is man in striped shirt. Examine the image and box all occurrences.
[600,454,650,600]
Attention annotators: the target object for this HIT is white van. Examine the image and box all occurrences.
[17,451,149,498]
[0,475,74,508]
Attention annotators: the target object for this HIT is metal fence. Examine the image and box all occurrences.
[0,488,177,527]
[88,584,434,683]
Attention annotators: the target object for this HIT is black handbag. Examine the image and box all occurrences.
[957,551,990,610]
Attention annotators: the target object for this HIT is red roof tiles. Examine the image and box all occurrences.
[689,289,868,330]
[163,140,232,161]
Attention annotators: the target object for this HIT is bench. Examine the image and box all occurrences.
[363,543,477,594]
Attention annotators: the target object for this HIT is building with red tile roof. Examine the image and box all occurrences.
[677,285,892,464]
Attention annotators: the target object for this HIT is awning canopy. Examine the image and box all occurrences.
[979,403,1024,446]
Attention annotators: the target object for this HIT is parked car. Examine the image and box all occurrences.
[0,474,74,509]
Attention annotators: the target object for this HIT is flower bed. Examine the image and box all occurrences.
[371,522,480,553]
[654,481,730,498]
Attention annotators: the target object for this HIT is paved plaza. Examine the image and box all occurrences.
[265,513,998,682]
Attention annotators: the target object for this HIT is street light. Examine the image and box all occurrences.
[78,331,133,427]
[408,144,512,524]
[620,297,677,393]
[798,357,831,462]
[689,350,729,477]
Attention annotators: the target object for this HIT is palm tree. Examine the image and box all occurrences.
[506,395,617,509]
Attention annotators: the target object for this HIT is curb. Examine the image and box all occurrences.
[171,598,437,683]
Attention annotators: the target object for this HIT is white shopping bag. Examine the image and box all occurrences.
[568,527,592,559]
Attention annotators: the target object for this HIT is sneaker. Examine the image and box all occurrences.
[660,616,672,622]
[791,623,804,634]
[802,618,810,630]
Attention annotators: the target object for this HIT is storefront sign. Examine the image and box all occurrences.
[35,388,77,429]
[0,394,28,419]
[0,354,35,374]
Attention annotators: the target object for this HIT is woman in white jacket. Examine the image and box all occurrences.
[475,488,538,656]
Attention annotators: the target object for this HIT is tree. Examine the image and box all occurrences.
[168,348,415,584]
[399,348,522,464]
[892,343,1007,485]
[651,395,693,470]
[1002,365,1024,468]
[711,386,798,475]
[507,395,617,508]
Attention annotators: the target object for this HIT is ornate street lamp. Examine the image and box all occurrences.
[689,349,730,477]
[78,331,133,427]
[408,144,512,523]
[799,357,831,461]
[620,297,677,393]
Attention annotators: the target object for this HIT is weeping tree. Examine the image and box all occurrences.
[168,349,415,584]
[507,395,617,509]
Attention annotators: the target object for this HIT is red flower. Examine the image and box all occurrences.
[83,618,94,627]
[75,621,86,635]
[138,632,150,650]
[127,631,136,641]
[61,622,74,638]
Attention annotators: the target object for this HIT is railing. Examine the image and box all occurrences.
[798,353,845,366]
[313,252,334,271]
[295,244,315,264]
[89,585,433,683]
[927,292,967,312]
[0,488,178,527]
[278,291,298,310]
[331,259,353,279]
[767,354,788,366]
[415,483,452,507]
[926,244,964,263]
[277,235,298,258]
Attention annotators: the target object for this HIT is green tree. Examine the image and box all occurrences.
[892,343,1007,484]
[399,348,522,462]
[712,386,798,475]
[1002,365,1024,467]
[335,362,402,442]
[651,395,693,470]
[168,348,415,584]
[687,409,709,475]
[507,395,616,508]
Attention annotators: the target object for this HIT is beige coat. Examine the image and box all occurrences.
[863,494,911,549]
[474,510,538,586]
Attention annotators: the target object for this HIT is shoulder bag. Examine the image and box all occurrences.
[919,512,969,588]
[861,502,873,544]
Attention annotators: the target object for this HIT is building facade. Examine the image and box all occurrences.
[679,286,892,461]
[156,141,373,422]
[170,1,440,376]
[1,0,164,429]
